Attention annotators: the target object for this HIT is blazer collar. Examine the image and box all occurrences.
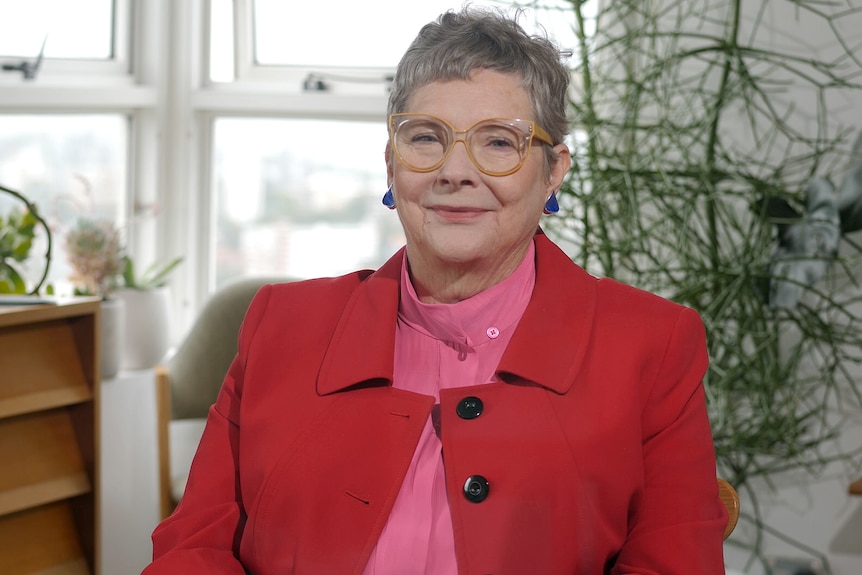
[496,233,597,394]
[316,248,402,395]
[316,234,597,396]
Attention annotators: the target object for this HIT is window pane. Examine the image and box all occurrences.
[252,0,579,68]
[0,115,128,293]
[0,0,113,59]
[209,0,234,82]
[213,118,404,286]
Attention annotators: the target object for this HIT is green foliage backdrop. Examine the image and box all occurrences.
[546,0,862,567]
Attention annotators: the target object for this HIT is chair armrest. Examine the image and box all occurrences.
[718,477,740,539]
[155,364,174,520]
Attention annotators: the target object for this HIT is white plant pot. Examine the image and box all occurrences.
[115,286,172,370]
[100,297,125,380]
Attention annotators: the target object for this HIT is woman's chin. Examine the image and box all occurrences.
[418,235,497,268]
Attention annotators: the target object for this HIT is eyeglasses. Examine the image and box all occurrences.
[389,113,554,177]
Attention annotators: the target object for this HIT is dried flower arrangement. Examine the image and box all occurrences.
[64,218,124,299]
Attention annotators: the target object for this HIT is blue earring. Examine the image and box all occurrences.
[543,192,560,214]
[382,186,396,209]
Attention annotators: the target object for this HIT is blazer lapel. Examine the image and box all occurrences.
[317,248,404,395]
[496,233,598,394]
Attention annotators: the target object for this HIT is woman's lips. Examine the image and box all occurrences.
[429,206,488,222]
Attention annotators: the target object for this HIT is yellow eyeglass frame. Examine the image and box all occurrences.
[389,112,554,177]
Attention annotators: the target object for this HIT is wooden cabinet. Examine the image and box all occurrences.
[0,298,101,575]
[851,477,862,496]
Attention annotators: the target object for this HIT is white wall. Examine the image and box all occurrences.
[724,424,862,574]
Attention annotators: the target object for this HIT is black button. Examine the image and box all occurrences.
[456,396,484,419]
[463,475,490,503]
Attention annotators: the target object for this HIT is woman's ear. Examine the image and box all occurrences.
[385,142,394,184]
[548,143,572,192]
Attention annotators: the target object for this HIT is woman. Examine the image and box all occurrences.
[145,8,727,575]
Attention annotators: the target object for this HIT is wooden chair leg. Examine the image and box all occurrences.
[155,365,175,520]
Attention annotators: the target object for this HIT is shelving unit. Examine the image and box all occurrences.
[0,298,101,575]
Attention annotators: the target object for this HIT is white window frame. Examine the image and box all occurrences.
[0,0,134,82]
[174,0,390,335]
[226,0,400,96]
[0,0,165,318]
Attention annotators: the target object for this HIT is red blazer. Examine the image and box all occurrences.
[145,233,727,575]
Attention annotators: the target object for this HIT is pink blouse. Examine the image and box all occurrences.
[362,242,536,575]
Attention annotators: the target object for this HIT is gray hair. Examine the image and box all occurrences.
[387,7,571,164]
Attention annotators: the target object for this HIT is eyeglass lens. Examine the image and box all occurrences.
[394,116,532,175]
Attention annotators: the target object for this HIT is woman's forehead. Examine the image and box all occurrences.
[404,70,533,120]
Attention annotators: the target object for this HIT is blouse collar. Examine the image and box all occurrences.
[398,241,536,351]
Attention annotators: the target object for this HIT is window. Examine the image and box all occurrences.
[0,0,131,77]
[215,0,580,86]
[0,0,113,59]
[205,0,583,291]
[212,118,403,283]
[0,0,589,338]
[252,0,554,68]
[0,114,128,292]
[0,0,135,297]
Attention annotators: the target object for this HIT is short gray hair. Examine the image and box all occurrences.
[388,7,571,164]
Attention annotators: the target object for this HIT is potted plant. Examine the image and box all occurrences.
[120,254,183,291]
[0,183,52,295]
[65,217,125,378]
[114,253,183,370]
[547,1,862,571]
[65,218,124,298]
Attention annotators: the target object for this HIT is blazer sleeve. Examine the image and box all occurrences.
[612,306,728,575]
[142,285,271,573]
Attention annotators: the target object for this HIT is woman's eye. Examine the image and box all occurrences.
[411,132,441,144]
[488,137,516,149]
[479,132,518,150]
[403,122,446,145]
[475,125,521,151]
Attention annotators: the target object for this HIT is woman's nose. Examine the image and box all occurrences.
[437,140,478,184]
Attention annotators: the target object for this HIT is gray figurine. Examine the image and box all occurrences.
[767,131,862,308]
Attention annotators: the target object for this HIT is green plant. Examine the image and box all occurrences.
[0,183,52,294]
[65,218,124,298]
[120,254,183,290]
[0,208,37,293]
[547,0,862,570]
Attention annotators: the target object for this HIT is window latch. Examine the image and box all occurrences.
[2,35,47,81]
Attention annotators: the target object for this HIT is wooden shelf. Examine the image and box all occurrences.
[0,410,92,516]
[0,502,92,575]
[850,477,862,496]
[0,299,100,574]
[0,312,94,419]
